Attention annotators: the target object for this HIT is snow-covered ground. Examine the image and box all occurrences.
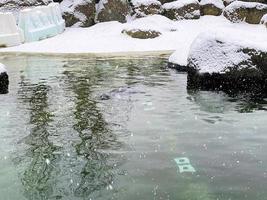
[0,15,266,64]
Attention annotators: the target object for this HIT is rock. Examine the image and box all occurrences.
[200,0,224,16]
[131,0,162,18]
[122,28,161,39]
[96,0,131,23]
[187,32,267,96]
[60,0,95,27]
[223,1,267,24]
[162,0,200,20]
[260,13,267,27]
[0,0,52,13]
[0,63,9,94]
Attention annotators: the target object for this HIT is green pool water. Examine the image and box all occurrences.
[0,55,267,200]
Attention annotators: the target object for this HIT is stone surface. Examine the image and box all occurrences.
[200,0,225,16]
[162,0,200,20]
[223,1,267,24]
[96,0,131,23]
[60,0,95,27]
[122,29,161,39]
[131,0,162,17]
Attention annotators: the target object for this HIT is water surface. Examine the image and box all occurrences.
[0,55,267,200]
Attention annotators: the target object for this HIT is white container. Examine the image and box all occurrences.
[0,12,24,47]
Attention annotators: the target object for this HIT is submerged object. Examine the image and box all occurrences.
[18,3,65,42]
[0,63,9,94]
[0,12,24,47]
[174,157,196,173]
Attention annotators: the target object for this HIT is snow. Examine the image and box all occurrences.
[123,15,174,32]
[0,15,266,63]
[131,0,161,7]
[199,0,224,9]
[225,0,267,11]
[0,63,7,74]
[162,0,199,10]
[187,31,267,73]
[261,14,267,24]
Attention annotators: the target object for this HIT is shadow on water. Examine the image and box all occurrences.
[17,77,61,200]
[62,60,125,199]
[187,90,267,114]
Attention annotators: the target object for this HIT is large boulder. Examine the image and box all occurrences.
[162,0,200,20]
[0,63,8,94]
[187,32,267,96]
[200,0,225,16]
[60,0,95,27]
[131,0,162,18]
[223,1,267,24]
[96,0,131,23]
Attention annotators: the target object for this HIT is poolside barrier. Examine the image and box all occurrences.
[0,12,24,47]
[18,3,65,42]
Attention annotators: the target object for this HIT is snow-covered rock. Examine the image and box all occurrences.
[131,0,162,18]
[60,0,95,27]
[122,29,161,39]
[0,0,52,17]
[224,0,267,6]
[187,32,267,95]
[96,0,131,23]
[122,15,173,38]
[200,0,224,16]
[223,1,267,24]
[260,13,267,27]
[162,0,200,20]
[0,63,8,94]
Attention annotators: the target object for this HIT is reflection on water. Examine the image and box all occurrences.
[0,56,267,200]
[63,63,123,197]
[17,78,60,200]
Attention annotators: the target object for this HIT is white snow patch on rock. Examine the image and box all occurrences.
[225,1,267,11]
[200,0,224,9]
[261,14,267,24]
[123,14,175,32]
[162,0,199,10]
[0,63,7,74]
[131,0,161,7]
